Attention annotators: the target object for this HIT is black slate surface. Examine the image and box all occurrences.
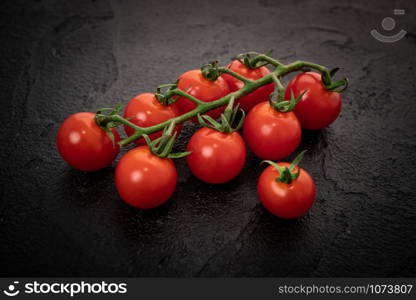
[1,0,416,277]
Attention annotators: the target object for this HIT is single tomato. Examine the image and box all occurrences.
[176,69,230,120]
[56,112,119,171]
[221,60,274,112]
[115,146,177,209]
[186,127,246,184]
[258,162,316,219]
[285,72,342,130]
[243,102,301,160]
[123,93,182,145]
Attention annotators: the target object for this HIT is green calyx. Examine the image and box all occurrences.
[269,73,305,113]
[321,67,348,92]
[261,150,307,184]
[201,61,221,81]
[197,96,245,133]
[95,104,124,147]
[143,120,190,159]
[270,89,306,113]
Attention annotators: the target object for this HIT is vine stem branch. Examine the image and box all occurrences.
[270,73,285,101]
[217,67,253,84]
[99,58,331,147]
[250,54,282,68]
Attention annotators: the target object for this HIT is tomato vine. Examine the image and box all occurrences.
[95,51,348,147]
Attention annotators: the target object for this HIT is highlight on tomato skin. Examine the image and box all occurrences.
[257,162,316,219]
[186,127,246,184]
[56,112,120,172]
[221,60,275,112]
[176,69,230,121]
[243,101,301,160]
[115,146,177,209]
[123,93,182,145]
[285,72,342,130]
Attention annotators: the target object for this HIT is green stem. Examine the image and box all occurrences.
[261,150,307,184]
[270,73,285,101]
[108,115,143,132]
[250,54,282,68]
[168,89,205,105]
[279,61,330,77]
[218,67,253,84]
[100,59,336,147]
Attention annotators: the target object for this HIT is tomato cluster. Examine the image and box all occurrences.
[56,54,346,219]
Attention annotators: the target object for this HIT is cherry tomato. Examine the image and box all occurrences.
[115,146,177,209]
[176,69,230,120]
[123,93,182,145]
[221,60,274,112]
[186,127,246,184]
[243,102,301,160]
[258,162,316,219]
[56,112,120,171]
[285,72,342,130]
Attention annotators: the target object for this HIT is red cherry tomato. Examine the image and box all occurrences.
[115,146,177,209]
[176,69,230,120]
[186,127,246,184]
[123,93,182,145]
[258,162,316,219]
[285,72,342,130]
[56,112,120,171]
[243,102,301,160]
[221,60,274,112]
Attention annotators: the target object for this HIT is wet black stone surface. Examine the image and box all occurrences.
[1,0,416,277]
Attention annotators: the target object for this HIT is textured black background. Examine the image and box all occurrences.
[1,0,416,277]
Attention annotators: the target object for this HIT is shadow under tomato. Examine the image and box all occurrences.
[59,166,117,207]
[297,128,330,157]
[194,204,311,277]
